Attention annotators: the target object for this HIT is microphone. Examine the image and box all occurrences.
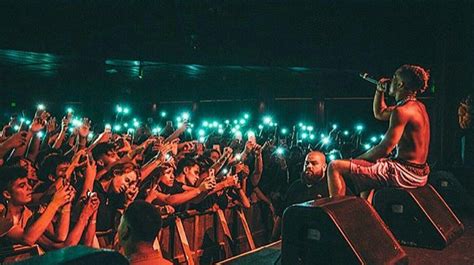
[359,73,390,90]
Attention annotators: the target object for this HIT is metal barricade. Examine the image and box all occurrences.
[157,202,274,264]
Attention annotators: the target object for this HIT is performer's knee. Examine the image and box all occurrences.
[328,160,343,173]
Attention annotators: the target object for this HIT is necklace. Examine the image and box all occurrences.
[396,95,417,106]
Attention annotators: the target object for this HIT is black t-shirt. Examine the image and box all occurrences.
[159,182,185,195]
[73,179,116,232]
[280,178,329,216]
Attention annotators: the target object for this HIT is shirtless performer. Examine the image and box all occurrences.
[327,65,431,197]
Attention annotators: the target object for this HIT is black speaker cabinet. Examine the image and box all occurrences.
[372,184,464,250]
[282,196,407,265]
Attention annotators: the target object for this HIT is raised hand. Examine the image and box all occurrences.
[179,141,194,153]
[225,174,239,188]
[94,130,111,144]
[262,140,274,151]
[116,136,132,153]
[34,109,51,121]
[51,184,75,208]
[199,176,216,192]
[85,153,97,178]
[78,118,91,138]
[208,168,216,183]
[46,117,57,133]
[82,193,100,219]
[145,181,161,203]
[377,78,391,92]
[64,184,76,205]
[61,113,72,132]
[156,138,178,158]
[244,140,255,152]
[1,131,28,149]
[178,120,189,131]
[223,146,233,157]
[30,116,48,133]
[71,149,87,168]
[150,136,164,152]
[170,138,180,155]
[253,144,262,156]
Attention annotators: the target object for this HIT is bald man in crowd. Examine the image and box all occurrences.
[284,151,329,209]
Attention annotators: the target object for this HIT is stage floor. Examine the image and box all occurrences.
[217,214,474,265]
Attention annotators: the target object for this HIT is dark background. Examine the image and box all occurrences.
[0,0,473,167]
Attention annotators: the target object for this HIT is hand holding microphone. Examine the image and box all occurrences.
[359,73,391,92]
[376,78,391,93]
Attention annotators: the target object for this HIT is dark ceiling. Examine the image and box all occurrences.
[0,0,473,102]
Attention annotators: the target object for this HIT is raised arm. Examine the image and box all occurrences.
[0,132,27,159]
[373,78,395,121]
[77,118,91,150]
[12,112,47,158]
[7,185,72,246]
[41,194,99,249]
[79,153,97,199]
[146,177,215,206]
[250,144,263,187]
[53,184,76,242]
[164,121,188,144]
[209,147,232,173]
[53,114,71,150]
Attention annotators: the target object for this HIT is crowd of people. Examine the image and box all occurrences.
[0,64,432,264]
[0,103,372,263]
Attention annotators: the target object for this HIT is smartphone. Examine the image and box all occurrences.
[208,168,215,182]
[86,190,96,200]
[115,138,125,149]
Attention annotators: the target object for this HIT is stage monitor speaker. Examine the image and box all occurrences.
[428,170,473,214]
[14,245,129,265]
[372,184,464,250]
[282,196,407,265]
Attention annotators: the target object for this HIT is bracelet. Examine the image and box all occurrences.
[376,89,385,93]
[90,220,97,224]
[60,209,71,214]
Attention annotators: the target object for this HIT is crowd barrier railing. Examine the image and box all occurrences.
[156,202,274,264]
